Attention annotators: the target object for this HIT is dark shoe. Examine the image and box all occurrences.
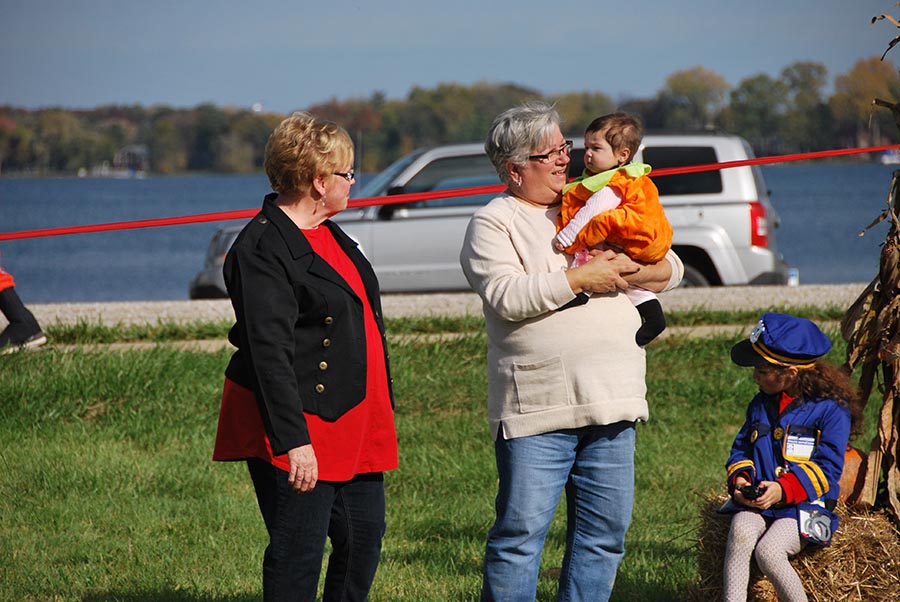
[0,286,46,353]
[0,327,48,354]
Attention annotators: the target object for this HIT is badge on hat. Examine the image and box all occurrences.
[750,319,765,343]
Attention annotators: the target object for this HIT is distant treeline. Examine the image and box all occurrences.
[2,57,899,176]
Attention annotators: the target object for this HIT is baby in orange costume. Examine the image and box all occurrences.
[555,113,673,345]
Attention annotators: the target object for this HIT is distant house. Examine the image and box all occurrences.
[114,144,149,172]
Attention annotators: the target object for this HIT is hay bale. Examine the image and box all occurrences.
[687,493,900,601]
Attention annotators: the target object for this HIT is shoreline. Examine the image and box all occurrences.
[19,282,869,328]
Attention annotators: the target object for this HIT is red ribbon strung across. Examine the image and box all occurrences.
[2,143,899,241]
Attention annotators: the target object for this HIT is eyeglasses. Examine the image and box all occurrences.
[528,140,573,163]
[333,169,355,182]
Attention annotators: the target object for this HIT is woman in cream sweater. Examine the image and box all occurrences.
[460,101,683,602]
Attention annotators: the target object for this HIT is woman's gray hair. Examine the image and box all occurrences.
[484,101,561,185]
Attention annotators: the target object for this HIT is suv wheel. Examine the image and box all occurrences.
[679,264,711,288]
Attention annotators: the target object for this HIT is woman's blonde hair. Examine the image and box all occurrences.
[264,112,354,195]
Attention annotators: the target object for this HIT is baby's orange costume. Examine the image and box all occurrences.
[558,162,672,263]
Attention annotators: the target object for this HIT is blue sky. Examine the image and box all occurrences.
[0,0,894,114]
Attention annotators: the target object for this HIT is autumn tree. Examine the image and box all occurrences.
[724,74,788,155]
[551,91,615,136]
[830,56,900,148]
[778,61,833,152]
[399,82,541,149]
[146,109,191,174]
[307,95,384,172]
[30,110,113,173]
[188,104,229,172]
[658,66,730,129]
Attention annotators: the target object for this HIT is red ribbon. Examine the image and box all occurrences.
[2,143,899,241]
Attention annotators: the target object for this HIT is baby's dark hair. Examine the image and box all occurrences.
[585,112,644,161]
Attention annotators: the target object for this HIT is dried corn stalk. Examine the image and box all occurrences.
[842,169,900,522]
[839,7,900,525]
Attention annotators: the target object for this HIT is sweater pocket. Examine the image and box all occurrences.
[512,355,570,413]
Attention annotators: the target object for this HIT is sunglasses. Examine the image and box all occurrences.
[333,169,355,182]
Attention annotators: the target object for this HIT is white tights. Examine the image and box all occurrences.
[723,511,807,602]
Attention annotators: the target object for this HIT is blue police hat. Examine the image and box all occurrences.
[730,312,831,368]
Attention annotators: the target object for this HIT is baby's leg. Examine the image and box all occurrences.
[723,511,767,602]
[754,518,807,602]
[626,287,666,346]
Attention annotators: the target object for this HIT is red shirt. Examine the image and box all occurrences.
[301,226,398,480]
[776,391,807,504]
[213,225,398,481]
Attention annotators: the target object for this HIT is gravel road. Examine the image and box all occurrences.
[21,282,869,328]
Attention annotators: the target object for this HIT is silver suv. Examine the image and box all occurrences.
[189,133,791,297]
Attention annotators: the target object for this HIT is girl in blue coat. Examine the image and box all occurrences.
[722,312,863,602]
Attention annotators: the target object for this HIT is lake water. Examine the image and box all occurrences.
[0,164,893,303]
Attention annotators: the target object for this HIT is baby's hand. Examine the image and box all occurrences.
[573,249,592,268]
[553,239,566,252]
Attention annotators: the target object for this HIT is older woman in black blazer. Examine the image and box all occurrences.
[214,112,397,602]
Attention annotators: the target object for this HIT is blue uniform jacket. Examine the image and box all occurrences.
[726,392,850,521]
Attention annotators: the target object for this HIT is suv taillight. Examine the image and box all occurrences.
[749,202,768,247]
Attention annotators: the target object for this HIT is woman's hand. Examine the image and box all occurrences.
[287,444,318,495]
[622,256,674,293]
[565,249,640,294]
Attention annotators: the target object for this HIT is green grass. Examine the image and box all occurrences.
[1,323,878,601]
[662,305,848,327]
[46,318,236,344]
[42,305,850,344]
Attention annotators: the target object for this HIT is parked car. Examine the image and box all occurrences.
[189,132,791,298]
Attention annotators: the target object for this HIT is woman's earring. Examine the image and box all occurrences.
[321,193,327,207]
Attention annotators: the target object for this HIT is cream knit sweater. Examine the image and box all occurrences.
[460,193,683,440]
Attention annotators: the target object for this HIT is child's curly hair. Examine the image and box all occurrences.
[798,361,865,440]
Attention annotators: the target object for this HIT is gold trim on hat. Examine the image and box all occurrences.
[751,339,817,369]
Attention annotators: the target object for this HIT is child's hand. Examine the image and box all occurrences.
[553,239,566,252]
[733,476,752,490]
[573,249,592,268]
[739,480,783,510]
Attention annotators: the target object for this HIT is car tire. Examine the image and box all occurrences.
[679,264,711,288]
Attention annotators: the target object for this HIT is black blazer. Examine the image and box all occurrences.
[223,194,393,456]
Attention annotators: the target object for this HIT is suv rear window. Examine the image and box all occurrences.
[642,146,723,196]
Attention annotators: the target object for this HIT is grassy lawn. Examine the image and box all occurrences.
[0,317,875,601]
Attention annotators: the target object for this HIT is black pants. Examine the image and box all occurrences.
[247,459,386,602]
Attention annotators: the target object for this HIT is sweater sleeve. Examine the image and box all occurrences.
[663,249,684,291]
[460,199,576,322]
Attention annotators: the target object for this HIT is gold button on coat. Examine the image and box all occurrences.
[322,338,331,347]
[315,384,325,393]
[324,316,334,325]
[318,361,328,370]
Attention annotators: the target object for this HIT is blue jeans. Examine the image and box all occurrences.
[481,422,636,602]
[247,459,386,602]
